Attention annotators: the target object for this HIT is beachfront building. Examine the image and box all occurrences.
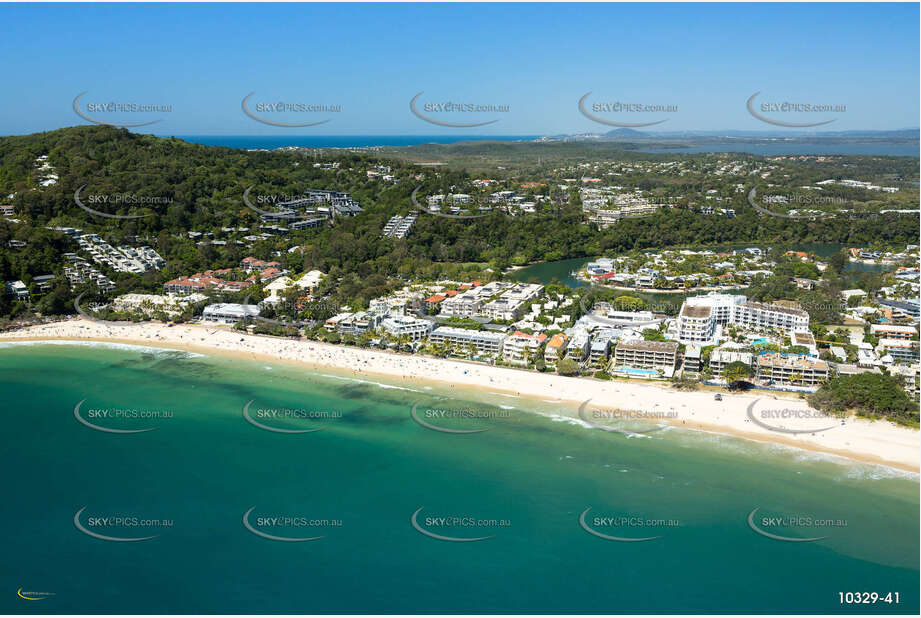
[262,270,325,306]
[889,365,921,400]
[566,330,591,361]
[708,350,753,380]
[335,312,382,335]
[112,293,207,318]
[544,333,568,364]
[871,324,918,340]
[202,303,260,325]
[589,329,618,364]
[611,340,679,377]
[755,353,829,388]
[380,315,434,341]
[683,344,702,374]
[502,331,547,365]
[428,326,507,357]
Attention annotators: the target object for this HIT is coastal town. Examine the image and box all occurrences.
[2,131,919,413]
[49,244,919,403]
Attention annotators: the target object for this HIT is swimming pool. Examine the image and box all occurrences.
[614,367,659,376]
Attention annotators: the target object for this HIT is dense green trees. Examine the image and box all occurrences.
[809,373,919,426]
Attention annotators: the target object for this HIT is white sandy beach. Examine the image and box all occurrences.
[1,318,918,472]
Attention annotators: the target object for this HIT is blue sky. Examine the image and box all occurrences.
[1,2,918,135]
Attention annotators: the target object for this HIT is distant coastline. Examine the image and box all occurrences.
[161,134,920,156]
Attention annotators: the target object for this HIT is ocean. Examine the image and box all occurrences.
[1,342,918,614]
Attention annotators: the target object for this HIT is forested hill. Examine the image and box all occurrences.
[0,126,918,300]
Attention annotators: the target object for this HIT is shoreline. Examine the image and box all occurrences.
[1,318,918,474]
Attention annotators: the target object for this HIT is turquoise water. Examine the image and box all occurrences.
[1,342,918,614]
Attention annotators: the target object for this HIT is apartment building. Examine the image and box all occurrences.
[755,353,829,388]
[612,340,679,372]
[589,329,618,364]
[708,350,753,379]
[566,330,591,361]
[683,344,702,374]
[382,214,417,239]
[202,303,260,325]
[380,315,433,340]
[502,331,547,365]
[428,326,507,356]
[676,304,717,343]
[879,338,920,363]
[871,324,918,340]
[480,283,545,321]
[734,301,810,332]
[544,334,568,363]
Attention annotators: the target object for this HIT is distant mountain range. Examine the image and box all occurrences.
[535,128,920,146]
[590,128,919,139]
